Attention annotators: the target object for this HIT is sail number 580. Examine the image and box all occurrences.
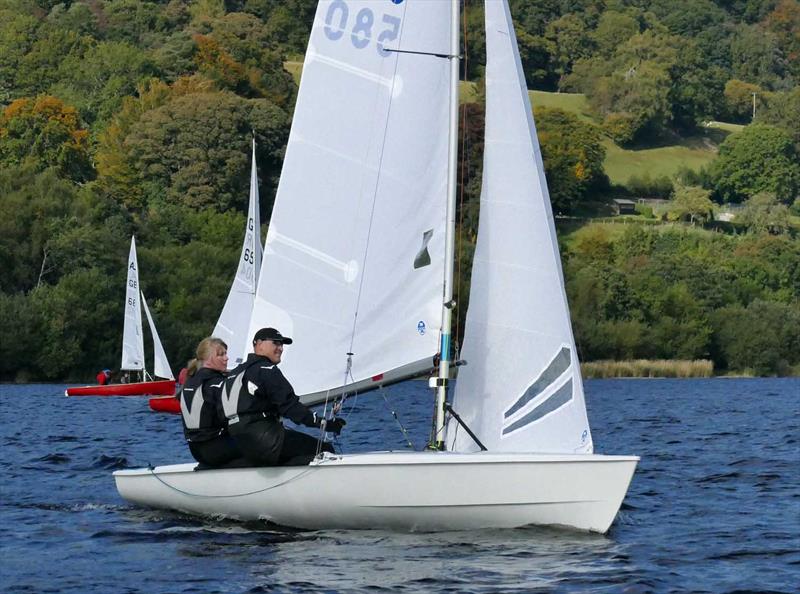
[323,0,401,57]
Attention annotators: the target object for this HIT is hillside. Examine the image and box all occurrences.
[1,0,798,381]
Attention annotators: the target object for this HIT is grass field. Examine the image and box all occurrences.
[601,138,718,184]
[529,91,733,185]
[530,90,594,122]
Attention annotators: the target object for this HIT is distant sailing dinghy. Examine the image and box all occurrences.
[115,0,638,533]
[148,138,264,414]
[214,137,264,369]
[67,237,176,397]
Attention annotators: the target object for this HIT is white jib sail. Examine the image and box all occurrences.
[247,0,452,398]
[213,138,263,367]
[120,236,145,372]
[447,0,593,454]
[141,292,174,380]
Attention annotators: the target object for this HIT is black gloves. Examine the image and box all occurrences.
[323,417,346,435]
[307,412,346,435]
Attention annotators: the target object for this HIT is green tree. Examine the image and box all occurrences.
[149,31,197,83]
[591,10,640,58]
[764,0,800,79]
[758,86,800,148]
[0,291,42,381]
[724,79,763,121]
[0,165,79,292]
[573,29,682,142]
[711,299,800,374]
[50,40,156,127]
[45,2,100,38]
[709,124,800,203]
[14,27,86,97]
[545,14,594,90]
[668,185,715,225]
[735,192,791,233]
[534,106,607,213]
[121,90,290,212]
[647,0,728,36]
[31,267,120,380]
[0,10,40,102]
[103,0,162,46]
[195,13,296,106]
[730,23,790,90]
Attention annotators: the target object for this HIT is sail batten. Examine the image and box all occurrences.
[447,0,593,454]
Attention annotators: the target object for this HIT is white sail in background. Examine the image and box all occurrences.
[447,0,593,454]
[214,138,263,367]
[141,293,174,380]
[247,0,453,398]
[120,236,145,371]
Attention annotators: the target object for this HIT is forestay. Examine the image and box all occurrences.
[141,293,174,380]
[121,236,145,372]
[214,139,263,367]
[446,0,593,454]
[247,0,453,397]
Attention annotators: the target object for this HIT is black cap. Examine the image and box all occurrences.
[253,327,293,345]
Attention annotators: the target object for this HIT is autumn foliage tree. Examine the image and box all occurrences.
[0,95,93,182]
[534,106,607,213]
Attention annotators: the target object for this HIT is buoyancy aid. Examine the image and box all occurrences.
[180,367,228,442]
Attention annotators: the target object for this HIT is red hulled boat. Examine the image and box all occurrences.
[66,379,176,397]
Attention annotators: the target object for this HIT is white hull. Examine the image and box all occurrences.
[114,451,637,533]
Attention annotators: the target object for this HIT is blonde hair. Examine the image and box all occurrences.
[186,337,228,376]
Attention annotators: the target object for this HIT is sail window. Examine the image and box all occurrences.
[414,229,434,269]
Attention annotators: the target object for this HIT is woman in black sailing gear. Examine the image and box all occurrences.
[180,337,243,467]
[223,327,345,466]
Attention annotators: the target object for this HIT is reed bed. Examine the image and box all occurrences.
[581,359,714,379]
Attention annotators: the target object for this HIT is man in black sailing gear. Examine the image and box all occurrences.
[180,337,244,467]
[223,327,345,466]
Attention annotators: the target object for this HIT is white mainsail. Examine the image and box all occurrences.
[247,0,453,398]
[120,236,145,371]
[141,293,174,380]
[213,138,263,367]
[446,0,593,454]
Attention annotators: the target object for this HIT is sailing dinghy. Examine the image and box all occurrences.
[68,237,176,397]
[115,0,637,533]
[148,138,264,414]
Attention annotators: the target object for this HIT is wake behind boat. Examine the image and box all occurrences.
[115,0,638,534]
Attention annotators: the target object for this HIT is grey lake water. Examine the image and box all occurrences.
[1,378,798,593]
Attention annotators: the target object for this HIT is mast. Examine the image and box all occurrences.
[433,0,461,450]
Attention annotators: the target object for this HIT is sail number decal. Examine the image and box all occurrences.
[243,246,254,265]
[323,0,402,57]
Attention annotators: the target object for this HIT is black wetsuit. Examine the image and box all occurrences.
[222,354,334,466]
[180,367,243,467]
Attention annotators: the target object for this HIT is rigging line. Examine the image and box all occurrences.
[344,0,410,360]
[145,465,317,499]
[380,386,417,450]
